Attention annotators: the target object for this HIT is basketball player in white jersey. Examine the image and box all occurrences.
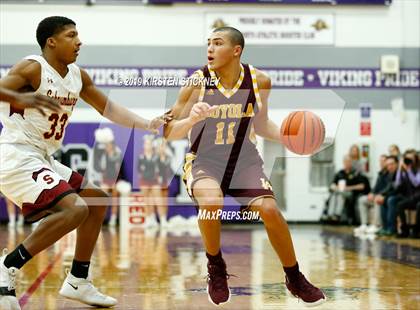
[0,16,164,309]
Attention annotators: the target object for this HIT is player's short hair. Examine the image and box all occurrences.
[213,27,245,52]
[36,16,76,49]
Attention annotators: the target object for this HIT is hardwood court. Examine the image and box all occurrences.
[1,224,419,310]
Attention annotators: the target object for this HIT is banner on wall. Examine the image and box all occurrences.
[0,66,418,89]
[205,13,335,45]
[359,103,372,137]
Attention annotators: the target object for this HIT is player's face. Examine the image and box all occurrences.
[52,25,82,64]
[207,32,241,70]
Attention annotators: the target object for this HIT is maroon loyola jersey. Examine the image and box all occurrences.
[188,63,264,177]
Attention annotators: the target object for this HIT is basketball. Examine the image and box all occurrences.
[280,111,325,155]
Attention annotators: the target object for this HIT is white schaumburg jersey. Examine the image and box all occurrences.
[0,55,82,155]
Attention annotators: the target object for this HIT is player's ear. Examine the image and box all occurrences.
[233,45,242,57]
[46,37,56,49]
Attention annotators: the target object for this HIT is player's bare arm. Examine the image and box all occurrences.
[164,73,216,140]
[0,59,41,91]
[253,69,281,142]
[0,60,62,115]
[80,69,164,134]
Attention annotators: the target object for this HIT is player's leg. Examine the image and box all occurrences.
[0,145,91,310]
[0,193,88,310]
[247,198,296,266]
[58,184,117,307]
[247,197,326,306]
[182,153,230,305]
[193,177,224,256]
[232,162,326,306]
[192,177,231,306]
[20,194,88,255]
[74,185,108,262]
[51,160,117,307]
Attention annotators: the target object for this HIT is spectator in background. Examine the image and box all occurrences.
[2,196,23,228]
[377,156,399,236]
[94,128,124,227]
[154,138,174,228]
[394,149,420,238]
[328,155,370,224]
[349,144,363,173]
[354,154,388,235]
[416,201,420,239]
[138,135,160,228]
[388,144,401,159]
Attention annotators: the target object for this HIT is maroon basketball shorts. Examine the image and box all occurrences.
[182,152,275,210]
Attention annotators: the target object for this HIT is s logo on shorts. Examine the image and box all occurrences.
[32,168,61,190]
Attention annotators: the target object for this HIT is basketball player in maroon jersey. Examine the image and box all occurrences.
[164,27,326,306]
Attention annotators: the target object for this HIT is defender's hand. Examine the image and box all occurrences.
[11,93,62,116]
[147,116,166,134]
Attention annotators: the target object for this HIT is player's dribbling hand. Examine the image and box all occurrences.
[146,116,166,134]
[11,92,62,116]
[188,102,217,124]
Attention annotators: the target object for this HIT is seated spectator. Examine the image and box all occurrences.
[354,154,388,235]
[394,149,420,238]
[327,155,370,225]
[377,156,399,236]
[416,201,420,239]
[388,144,401,159]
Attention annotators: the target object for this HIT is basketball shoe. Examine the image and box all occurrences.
[206,258,231,306]
[0,249,21,310]
[59,271,117,307]
[286,272,326,307]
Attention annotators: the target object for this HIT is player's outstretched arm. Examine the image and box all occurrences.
[0,60,62,115]
[253,69,281,142]
[80,69,164,134]
[164,74,216,140]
